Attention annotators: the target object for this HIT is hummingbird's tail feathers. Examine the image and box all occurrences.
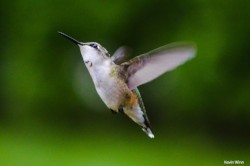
[123,104,154,138]
[122,88,155,138]
[142,127,154,139]
[142,115,154,138]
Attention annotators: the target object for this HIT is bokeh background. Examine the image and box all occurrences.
[1,0,250,165]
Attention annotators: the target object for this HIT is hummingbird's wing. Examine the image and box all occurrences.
[121,42,196,90]
[111,46,131,64]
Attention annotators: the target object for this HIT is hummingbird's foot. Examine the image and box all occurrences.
[110,109,117,115]
[118,107,124,114]
[110,107,123,114]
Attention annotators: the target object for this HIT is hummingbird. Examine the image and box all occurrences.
[58,32,196,138]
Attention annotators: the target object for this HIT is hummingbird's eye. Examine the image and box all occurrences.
[89,43,98,49]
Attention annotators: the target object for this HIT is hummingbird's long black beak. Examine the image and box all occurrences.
[58,31,83,45]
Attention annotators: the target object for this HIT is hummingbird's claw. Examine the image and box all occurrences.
[110,109,117,115]
[118,108,124,113]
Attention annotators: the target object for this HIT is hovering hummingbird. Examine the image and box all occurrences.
[58,32,196,138]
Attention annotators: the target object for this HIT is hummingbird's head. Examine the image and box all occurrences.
[58,32,111,64]
[79,42,110,60]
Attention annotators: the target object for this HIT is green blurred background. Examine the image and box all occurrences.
[1,0,250,165]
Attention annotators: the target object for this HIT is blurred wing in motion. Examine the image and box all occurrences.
[121,42,196,90]
[112,46,131,64]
